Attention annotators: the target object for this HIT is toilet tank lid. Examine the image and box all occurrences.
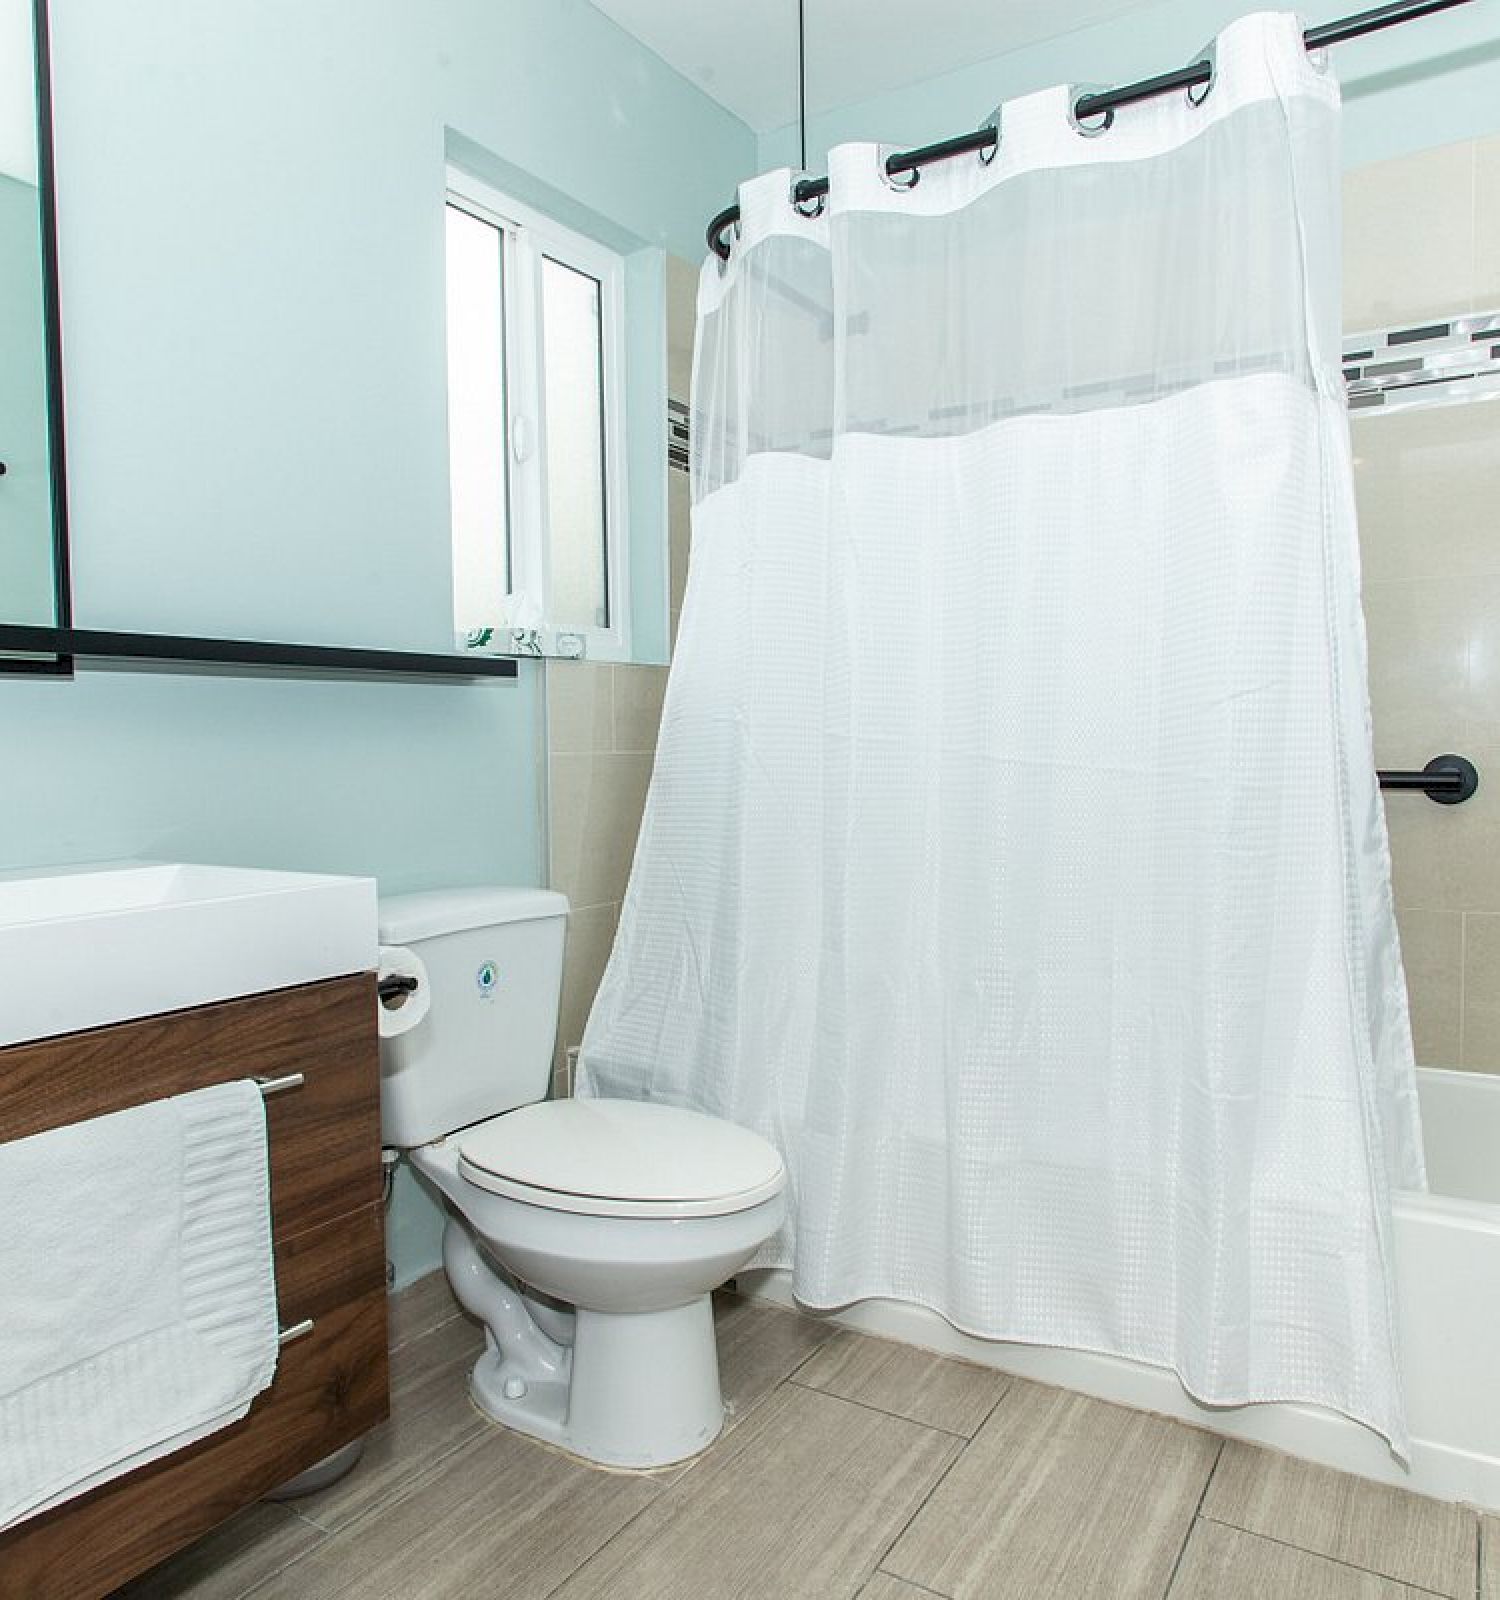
[378,887,569,944]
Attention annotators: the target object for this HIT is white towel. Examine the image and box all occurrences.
[0,1080,279,1529]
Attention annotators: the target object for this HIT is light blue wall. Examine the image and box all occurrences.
[2,0,754,1283]
[759,0,1500,172]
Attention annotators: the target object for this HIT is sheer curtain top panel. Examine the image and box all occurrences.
[693,12,1341,502]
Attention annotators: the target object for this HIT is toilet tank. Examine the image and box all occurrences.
[378,887,568,1148]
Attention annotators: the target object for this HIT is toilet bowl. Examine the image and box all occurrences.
[378,888,786,1469]
[412,1100,784,1467]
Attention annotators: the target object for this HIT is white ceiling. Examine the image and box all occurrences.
[589,0,1152,133]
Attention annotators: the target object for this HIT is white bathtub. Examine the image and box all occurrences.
[742,1066,1500,1509]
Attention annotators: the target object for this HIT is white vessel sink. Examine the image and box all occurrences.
[0,861,378,1047]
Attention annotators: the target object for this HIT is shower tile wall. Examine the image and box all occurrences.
[543,252,697,1093]
[1350,131,1500,1072]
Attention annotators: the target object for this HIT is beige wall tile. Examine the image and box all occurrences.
[666,251,698,402]
[1474,135,1500,310]
[556,900,619,1073]
[1482,1513,1500,1597]
[1363,579,1476,730]
[1353,407,1500,585]
[547,751,654,907]
[1396,906,1463,1066]
[1343,140,1477,331]
[1368,707,1468,775]
[612,663,669,753]
[669,466,692,612]
[1463,913,1500,1071]
[1202,1439,1476,1596]
[545,660,613,754]
[1364,571,1500,917]
[1383,782,1500,913]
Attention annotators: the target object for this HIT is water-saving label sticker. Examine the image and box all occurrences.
[476,961,498,1000]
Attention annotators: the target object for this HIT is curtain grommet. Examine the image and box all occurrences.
[715,215,741,273]
[977,108,1002,166]
[791,177,826,219]
[879,148,921,190]
[1185,42,1217,106]
[1067,85,1115,137]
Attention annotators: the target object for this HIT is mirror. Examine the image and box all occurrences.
[0,0,66,637]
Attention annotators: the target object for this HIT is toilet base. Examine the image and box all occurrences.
[469,1296,726,1469]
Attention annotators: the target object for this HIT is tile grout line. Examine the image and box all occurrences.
[1195,1511,1469,1599]
[1475,1515,1483,1600]
[1460,911,1469,1068]
[536,1466,674,1600]
[217,1524,333,1600]
[783,1369,991,1446]
[861,1380,1024,1594]
[785,1370,1007,1442]
[870,1570,954,1599]
[286,1399,494,1542]
[1158,1438,1224,1599]
[534,1351,839,1600]
[385,1309,463,1357]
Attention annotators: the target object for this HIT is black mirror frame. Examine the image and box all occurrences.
[0,0,73,676]
[0,4,516,684]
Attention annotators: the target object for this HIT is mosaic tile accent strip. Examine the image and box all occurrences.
[1344,311,1500,413]
[668,398,690,473]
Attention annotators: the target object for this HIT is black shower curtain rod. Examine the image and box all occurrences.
[706,0,1476,259]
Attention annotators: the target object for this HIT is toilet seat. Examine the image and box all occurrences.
[455,1098,785,1220]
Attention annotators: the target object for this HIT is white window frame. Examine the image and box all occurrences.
[446,168,631,661]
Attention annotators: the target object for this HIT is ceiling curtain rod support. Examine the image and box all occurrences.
[707,0,1476,259]
[797,0,808,173]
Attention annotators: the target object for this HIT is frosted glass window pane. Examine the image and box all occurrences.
[445,205,509,632]
[542,257,608,629]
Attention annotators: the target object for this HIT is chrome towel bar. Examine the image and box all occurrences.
[245,1078,315,1349]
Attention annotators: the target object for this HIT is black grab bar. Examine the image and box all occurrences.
[1377,755,1479,806]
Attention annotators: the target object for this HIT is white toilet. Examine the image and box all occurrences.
[378,887,787,1469]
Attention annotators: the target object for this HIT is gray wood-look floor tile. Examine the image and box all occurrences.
[113,1503,324,1600]
[1483,1517,1500,1597]
[1202,1441,1477,1598]
[385,1271,463,1351]
[1169,1519,1438,1600]
[883,1379,1219,1600]
[243,1426,658,1600]
[792,1329,1007,1436]
[551,1382,961,1600]
[713,1292,839,1430]
[294,1313,487,1532]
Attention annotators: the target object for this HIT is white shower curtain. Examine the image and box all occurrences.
[579,11,1425,1449]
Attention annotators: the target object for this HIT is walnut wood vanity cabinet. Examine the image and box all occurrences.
[0,974,390,1599]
